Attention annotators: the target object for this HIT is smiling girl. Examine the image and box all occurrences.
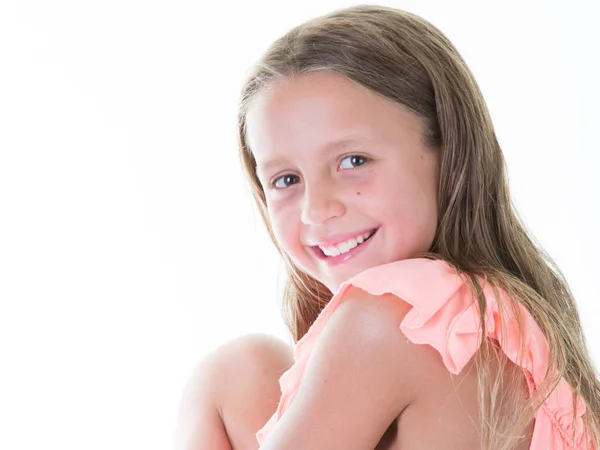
[176,5,600,449]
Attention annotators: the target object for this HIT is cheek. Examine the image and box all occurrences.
[268,207,315,273]
[394,190,438,248]
[267,209,285,244]
[370,178,437,232]
[268,205,299,252]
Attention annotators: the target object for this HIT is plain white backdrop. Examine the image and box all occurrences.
[0,1,598,449]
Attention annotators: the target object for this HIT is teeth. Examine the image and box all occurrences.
[326,246,341,257]
[319,229,375,257]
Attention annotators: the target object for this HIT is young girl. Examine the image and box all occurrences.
[176,5,599,450]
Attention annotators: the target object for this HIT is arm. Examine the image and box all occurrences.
[259,288,420,450]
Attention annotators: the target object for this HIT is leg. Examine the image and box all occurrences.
[175,333,294,450]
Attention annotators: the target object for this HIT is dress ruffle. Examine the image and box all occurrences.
[256,258,594,449]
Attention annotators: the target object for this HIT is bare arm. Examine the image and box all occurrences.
[259,288,419,450]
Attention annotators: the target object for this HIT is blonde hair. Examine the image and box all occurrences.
[236,5,599,448]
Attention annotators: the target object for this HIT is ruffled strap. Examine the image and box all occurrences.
[256,258,594,449]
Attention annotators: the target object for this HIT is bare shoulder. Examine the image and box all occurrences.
[336,286,414,330]
[319,289,533,449]
[312,287,443,392]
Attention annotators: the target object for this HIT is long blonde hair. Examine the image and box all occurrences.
[236,5,599,448]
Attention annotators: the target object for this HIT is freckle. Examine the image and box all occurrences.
[356,191,361,196]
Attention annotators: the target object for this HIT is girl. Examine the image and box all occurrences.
[176,5,599,449]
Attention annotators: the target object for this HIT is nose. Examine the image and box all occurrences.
[300,180,346,226]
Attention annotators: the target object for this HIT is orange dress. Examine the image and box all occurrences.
[256,258,594,449]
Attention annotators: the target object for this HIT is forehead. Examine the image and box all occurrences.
[245,72,399,162]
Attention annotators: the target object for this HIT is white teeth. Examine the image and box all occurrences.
[319,229,375,257]
[327,247,341,257]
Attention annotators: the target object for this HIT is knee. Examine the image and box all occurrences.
[211,333,294,384]
[188,333,294,400]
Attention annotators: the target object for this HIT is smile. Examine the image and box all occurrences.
[311,227,379,265]
[318,228,377,257]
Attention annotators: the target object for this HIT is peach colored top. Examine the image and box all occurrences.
[256,258,595,449]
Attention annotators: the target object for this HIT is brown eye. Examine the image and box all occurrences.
[339,155,369,170]
[272,174,299,189]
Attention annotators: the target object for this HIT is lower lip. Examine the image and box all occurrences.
[311,229,378,267]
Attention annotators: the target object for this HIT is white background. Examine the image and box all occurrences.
[0,1,598,449]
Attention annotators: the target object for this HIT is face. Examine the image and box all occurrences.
[245,71,440,293]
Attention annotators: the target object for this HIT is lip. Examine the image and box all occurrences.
[310,227,379,266]
[308,227,378,247]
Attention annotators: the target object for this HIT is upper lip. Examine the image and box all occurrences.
[306,227,378,247]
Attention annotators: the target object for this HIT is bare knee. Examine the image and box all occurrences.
[176,333,294,450]
[216,333,294,375]
[180,333,294,411]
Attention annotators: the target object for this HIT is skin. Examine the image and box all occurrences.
[245,71,440,293]
[175,71,533,449]
[174,334,294,450]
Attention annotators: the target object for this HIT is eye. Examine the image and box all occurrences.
[339,155,369,170]
[272,174,300,189]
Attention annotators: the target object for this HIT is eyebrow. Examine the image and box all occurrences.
[255,135,370,175]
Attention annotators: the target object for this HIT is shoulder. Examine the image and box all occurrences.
[335,286,414,328]
[313,286,413,352]
[315,287,439,393]
[309,287,440,391]
[259,288,450,448]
